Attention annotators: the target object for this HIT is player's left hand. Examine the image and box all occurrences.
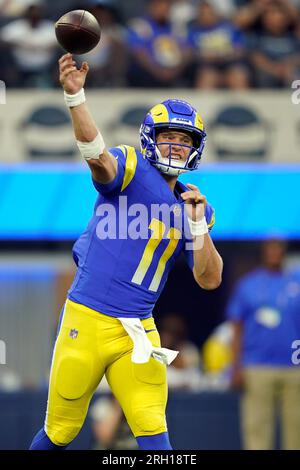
[181,184,207,222]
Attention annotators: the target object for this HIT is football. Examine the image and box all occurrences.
[55,10,101,55]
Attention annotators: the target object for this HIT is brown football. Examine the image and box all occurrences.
[55,10,101,55]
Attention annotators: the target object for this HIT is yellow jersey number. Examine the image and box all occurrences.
[131,218,181,292]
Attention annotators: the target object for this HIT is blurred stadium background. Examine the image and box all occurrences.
[0,0,300,450]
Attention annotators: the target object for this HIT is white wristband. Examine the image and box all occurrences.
[77,132,106,160]
[188,217,208,237]
[64,88,86,108]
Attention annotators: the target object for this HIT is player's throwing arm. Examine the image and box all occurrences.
[58,53,117,184]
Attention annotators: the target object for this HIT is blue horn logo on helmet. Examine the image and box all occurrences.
[140,99,206,176]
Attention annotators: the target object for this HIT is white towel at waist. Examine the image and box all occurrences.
[118,317,178,366]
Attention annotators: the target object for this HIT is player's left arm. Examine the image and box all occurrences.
[182,184,223,290]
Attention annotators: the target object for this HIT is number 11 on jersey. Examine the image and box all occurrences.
[131,218,181,292]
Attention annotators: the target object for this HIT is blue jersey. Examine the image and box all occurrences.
[68,146,215,319]
[226,268,300,367]
[127,16,187,68]
[188,21,244,57]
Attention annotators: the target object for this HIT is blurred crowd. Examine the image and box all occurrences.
[0,0,300,89]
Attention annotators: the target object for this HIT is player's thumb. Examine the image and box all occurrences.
[80,61,89,75]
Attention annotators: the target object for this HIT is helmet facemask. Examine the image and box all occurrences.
[141,124,206,176]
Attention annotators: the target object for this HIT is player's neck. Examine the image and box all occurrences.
[162,174,178,192]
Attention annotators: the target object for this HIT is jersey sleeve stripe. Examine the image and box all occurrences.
[121,146,138,192]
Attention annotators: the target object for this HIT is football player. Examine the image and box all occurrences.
[30,53,223,451]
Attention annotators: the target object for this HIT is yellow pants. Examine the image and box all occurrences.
[45,299,168,446]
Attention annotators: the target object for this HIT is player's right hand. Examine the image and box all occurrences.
[59,53,89,94]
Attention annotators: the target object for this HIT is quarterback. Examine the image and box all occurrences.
[30,53,223,450]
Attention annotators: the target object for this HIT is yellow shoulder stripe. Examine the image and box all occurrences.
[117,145,137,192]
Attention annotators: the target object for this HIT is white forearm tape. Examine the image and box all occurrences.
[188,217,208,237]
[77,132,106,160]
[64,88,86,108]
